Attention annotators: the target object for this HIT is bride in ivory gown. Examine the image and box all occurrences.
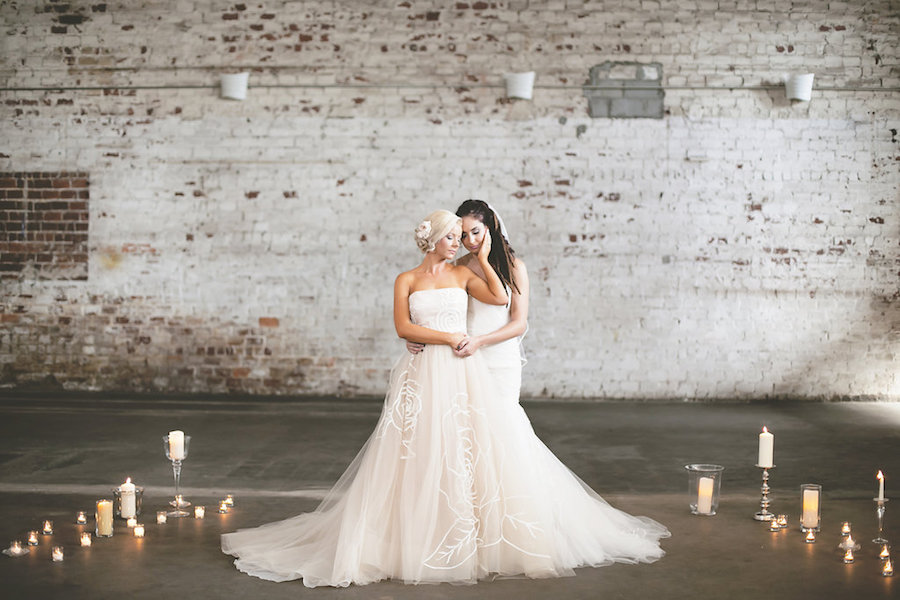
[221,209,669,588]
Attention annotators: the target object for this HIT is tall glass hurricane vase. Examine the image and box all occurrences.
[163,434,192,517]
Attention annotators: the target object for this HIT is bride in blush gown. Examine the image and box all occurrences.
[222,209,669,588]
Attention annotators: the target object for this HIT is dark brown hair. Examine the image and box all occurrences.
[456,199,519,294]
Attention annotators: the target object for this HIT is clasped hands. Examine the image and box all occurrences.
[406,334,481,358]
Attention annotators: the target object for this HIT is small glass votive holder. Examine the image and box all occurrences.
[76,511,88,525]
[884,558,894,577]
[80,532,92,547]
[51,546,64,562]
[133,524,145,538]
[194,506,205,519]
[843,548,854,564]
[800,483,822,532]
[840,521,851,536]
[3,540,28,557]
[157,511,167,524]
[881,544,891,560]
[42,520,53,535]
[684,464,725,516]
[27,531,39,546]
[113,486,144,518]
[768,519,781,532]
[776,514,788,528]
[126,517,137,528]
[805,530,816,543]
[224,494,235,507]
[218,501,229,514]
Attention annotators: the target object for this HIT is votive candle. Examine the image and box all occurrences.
[8,540,23,555]
[133,524,145,538]
[42,520,53,535]
[224,494,234,507]
[805,530,816,543]
[219,501,229,513]
[76,511,87,525]
[843,548,854,563]
[126,517,137,528]
[51,546,64,562]
[194,506,205,519]
[80,532,92,547]
[27,531,39,546]
[881,544,891,560]
[776,514,788,528]
[696,477,714,515]
[840,522,851,536]
[769,519,780,532]
[884,558,894,577]
[156,511,167,524]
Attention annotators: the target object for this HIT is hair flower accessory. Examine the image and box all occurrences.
[415,220,432,239]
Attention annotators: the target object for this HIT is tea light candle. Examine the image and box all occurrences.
[168,430,185,460]
[80,532,92,547]
[119,477,136,519]
[769,519,781,532]
[133,524,145,538]
[42,520,53,535]
[805,530,816,543]
[758,426,774,468]
[218,501,229,514]
[877,470,886,502]
[27,531,39,546]
[884,558,894,577]
[776,514,788,528]
[224,494,234,507]
[8,540,24,555]
[881,544,891,560]
[51,546,64,562]
[157,511,167,524]
[843,548,854,563]
[126,517,137,528]
[194,506,205,519]
[76,511,87,525]
[96,499,113,537]
[840,522,851,536]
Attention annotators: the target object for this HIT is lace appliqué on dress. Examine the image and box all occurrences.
[375,358,422,459]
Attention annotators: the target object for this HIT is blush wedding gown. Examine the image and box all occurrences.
[221,287,669,587]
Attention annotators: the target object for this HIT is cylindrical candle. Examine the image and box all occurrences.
[120,478,136,519]
[168,430,185,460]
[96,499,113,537]
[697,477,714,515]
[877,470,885,502]
[758,427,774,468]
[51,546,64,562]
[133,524,145,538]
[80,532,92,547]
[156,511,167,524]
[801,485,820,530]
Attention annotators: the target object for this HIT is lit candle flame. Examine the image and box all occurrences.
[844,549,854,562]
[878,470,884,481]
[885,558,894,575]
[881,545,891,559]
[805,530,816,542]
[125,476,132,484]
[762,426,768,433]
[841,522,851,534]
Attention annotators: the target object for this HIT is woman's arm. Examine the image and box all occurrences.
[393,273,467,347]
[455,260,529,357]
[463,230,508,306]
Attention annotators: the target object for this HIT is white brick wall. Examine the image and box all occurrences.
[0,1,897,399]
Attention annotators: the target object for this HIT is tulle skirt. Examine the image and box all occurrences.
[221,345,669,587]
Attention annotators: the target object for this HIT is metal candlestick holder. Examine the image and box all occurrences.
[873,498,889,545]
[754,464,775,521]
[163,434,192,517]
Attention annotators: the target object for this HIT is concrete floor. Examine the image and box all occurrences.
[0,394,898,599]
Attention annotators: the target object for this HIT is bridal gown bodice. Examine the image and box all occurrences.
[467,295,521,367]
[221,287,669,588]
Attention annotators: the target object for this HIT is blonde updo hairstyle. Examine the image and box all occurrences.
[414,209,461,253]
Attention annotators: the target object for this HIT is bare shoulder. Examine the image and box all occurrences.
[456,253,475,268]
[512,257,528,275]
[394,269,416,289]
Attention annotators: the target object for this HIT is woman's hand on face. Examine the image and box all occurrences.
[477,229,492,259]
[453,336,482,358]
[406,340,425,354]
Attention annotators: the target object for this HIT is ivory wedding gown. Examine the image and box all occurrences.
[221,287,669,587]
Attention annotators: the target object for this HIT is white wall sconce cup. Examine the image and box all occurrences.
[221,72,250,101]
[504,71,535,100]
[785,73,815,102]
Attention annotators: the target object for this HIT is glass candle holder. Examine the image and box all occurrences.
[80,532,92,547]
[776,514,788,528]
[884,558,894,577]
[51,546,64,562]
[840,521,851,536]
[27,531,39,546]
[805,530,816,543]
[218,501,229,514]
[114,485,144,518]
[800,484,822,531]
[194,506,205,519]
[3,540,28,556]
[42,520,53,535]
[76,511,88,525]
[769,519,781,532]
[96,499,114,537]
[157,511,167,525]
[126,517,137,528]
[843,548,854,564]
[881,544,891,560]
[133,524,145,538]
[224,494,235,507]
[684,464,725,516]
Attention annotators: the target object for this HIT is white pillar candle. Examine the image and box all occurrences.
[802,488,820,529]
[877,470,885,502]
[120,478,136,519]
[168,430,185,460]
[96,499,113,536]
[697,477,714,514]
[758,426,774,468]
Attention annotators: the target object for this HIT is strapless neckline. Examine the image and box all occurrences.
[409,287,467,298]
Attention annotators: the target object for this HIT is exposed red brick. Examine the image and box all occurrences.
[259,317,279,327]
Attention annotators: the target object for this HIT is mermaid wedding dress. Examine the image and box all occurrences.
[221,288,669,587]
